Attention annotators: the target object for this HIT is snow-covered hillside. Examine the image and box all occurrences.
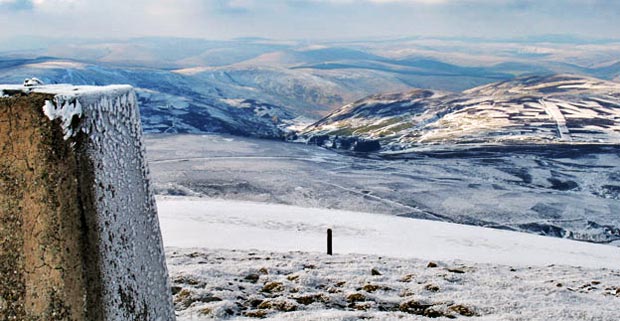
[158,197,620,320]
[303,75,620,150]
[0,60,300,137]
[3,36,620,140]
[158,197,620,267]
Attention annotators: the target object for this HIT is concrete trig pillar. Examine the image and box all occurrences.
[0,84,175,321]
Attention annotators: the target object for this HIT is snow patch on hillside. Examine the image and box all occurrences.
[157,197,620,269]
[24,61,87,69]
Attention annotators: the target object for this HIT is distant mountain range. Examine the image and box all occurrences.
[302,75,620,151]
[1,37,619,139]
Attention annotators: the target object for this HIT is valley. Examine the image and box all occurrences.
[146,134,620,245]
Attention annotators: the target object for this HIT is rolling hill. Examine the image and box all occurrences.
[302,75,620,151]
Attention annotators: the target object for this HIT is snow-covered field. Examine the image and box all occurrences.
[158,197,620,268]
[159,197,620,320]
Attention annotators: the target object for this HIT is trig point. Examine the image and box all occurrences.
[0,82,175,321]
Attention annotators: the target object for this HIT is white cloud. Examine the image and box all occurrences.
[24,0,78,7]
[303,0,476,4]
[366,0,450,3]
[227,0,256,8]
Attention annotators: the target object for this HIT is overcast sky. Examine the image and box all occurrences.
[0,0,619,41]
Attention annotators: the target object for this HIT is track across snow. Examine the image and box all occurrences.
[540,99,572,141]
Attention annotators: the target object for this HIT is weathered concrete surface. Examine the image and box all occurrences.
[0,93,86,321]
[0,85,175,321]
[72,87,175,321]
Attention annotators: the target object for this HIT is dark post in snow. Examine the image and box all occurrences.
[327,228,333,255]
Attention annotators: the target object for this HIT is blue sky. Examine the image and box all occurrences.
[0,0,618,41]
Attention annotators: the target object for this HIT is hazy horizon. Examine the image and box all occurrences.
[1,0,619,42]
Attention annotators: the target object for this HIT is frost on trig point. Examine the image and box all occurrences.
[0,83,176,321]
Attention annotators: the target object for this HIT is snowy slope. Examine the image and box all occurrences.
[158,197,620,321]
[0,60,297,137]
[303,75,620,150]
[157,197,620,268]
[0,57,417,137]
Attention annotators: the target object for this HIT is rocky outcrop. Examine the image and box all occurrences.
[302,134,382,152]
